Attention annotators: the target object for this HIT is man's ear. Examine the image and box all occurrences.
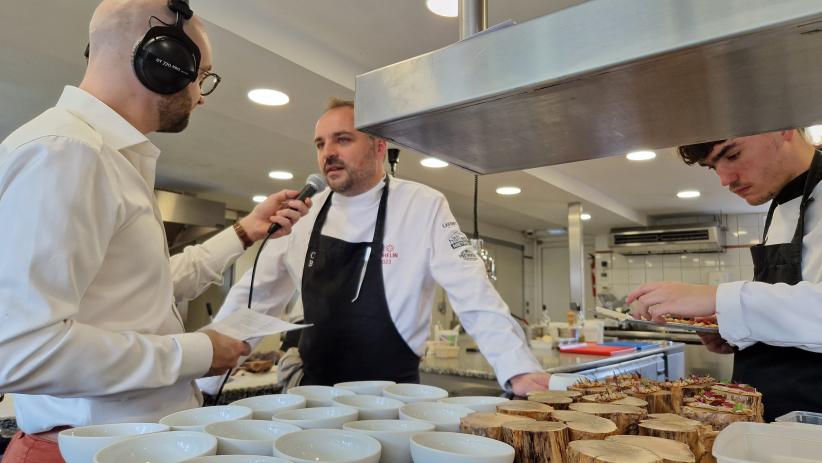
[374,137,388,158]
[782,129,796,143]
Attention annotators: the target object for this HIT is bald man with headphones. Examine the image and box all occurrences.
[0,1,309,461]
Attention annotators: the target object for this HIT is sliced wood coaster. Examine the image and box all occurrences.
[530,394,574,409]
[629,391,673,414]
[501,420,569,463]
[680,405,755,431]
[551,410,618,441]
[607,435,695,463]
[639,417,704,461]
[569,402,648,434]
[528,389,583,400]
[567,440,662,463]
[613,397,649,408]
[460,412,535,440]
[497,400,554,420]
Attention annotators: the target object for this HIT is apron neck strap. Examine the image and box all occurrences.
[311,175,391,245]
[762,150,822,244]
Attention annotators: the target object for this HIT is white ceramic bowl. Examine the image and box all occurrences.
[437,396,510,413]
[204,419,301,455]
[184,458,291,463]
[230,394,306,420]
[398,402,474,432]
[410,431,515,463]
[382,384,448,404]
[272,406,358,430]
[334,381,396,396]
[59,423,169,463]
[288,385,356,407]
[332,394,404,420]
[273,429,381,463]
[343,419,436,463]
[159,406,253,431]
[93,431,216,463]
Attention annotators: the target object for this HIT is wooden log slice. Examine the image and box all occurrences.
[647,413,700,425]
[569,402,648,434]
[612,397,649,408]
[606,435,695,463]
[497,400,554,420]
[629,391,673,414]
[528,389,583,400]
[698,430,719,463]
[459,412,535,440]
[639,418,703,461]
[567,440,662,463]
[501,420,569,463]
[680,405,756,431]
[708,385,764,422]
[551,410,618,441]
[530,394,574,410]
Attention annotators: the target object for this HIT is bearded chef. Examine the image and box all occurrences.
[204,98,550,396]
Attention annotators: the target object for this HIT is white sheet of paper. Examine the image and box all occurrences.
[205,308,311,341]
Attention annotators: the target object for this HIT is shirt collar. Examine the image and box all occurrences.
[55,86,160,158]
[331,175,387,207]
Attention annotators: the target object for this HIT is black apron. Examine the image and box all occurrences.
[734,151,822,422]
[298,177,421,385]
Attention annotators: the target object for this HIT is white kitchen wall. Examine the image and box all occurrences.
[596,213,766,301]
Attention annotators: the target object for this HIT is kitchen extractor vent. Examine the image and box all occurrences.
[610,224,724,255]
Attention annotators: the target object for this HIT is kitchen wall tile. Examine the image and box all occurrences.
[682,254,701,268]
[724,216,739,245]
[682,268,701,284]
[629,268,647,284]
[725,267,741,282]
[737,214,759,244]
[611,268,629,285]
[612,253,628,269]
[646,267,664,282]
[628,256,646,269]
[663,267,683,281]
[612,284,632,299]
[701,253,720,269]
[702,268,721,284]
[662,254,682,267]
[740,266,755,280]
[645,255,662,268]
[739,248,753,267]
[720,248,740,267]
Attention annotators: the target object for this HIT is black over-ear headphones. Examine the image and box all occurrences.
[132,0,201,95]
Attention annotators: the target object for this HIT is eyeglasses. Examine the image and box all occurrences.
[199,71,221,96]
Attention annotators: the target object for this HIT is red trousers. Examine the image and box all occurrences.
[1,432,65,463]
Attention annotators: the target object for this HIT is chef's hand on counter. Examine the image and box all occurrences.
[627,282,718,321]
[510,372,551,396]
[237,189,312,241]
[202,329,252,376]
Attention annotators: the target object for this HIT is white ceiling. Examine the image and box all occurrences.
[0,0,767,239]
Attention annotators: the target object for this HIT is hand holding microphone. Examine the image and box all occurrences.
[237,174,326,242]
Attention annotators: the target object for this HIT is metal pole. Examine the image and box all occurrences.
[459,0,488,40]
[568,203,585,321]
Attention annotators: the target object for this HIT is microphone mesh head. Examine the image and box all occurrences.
[306,173,327,192]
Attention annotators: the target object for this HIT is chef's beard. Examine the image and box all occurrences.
[156,92,193,133]
[325,145,379,195]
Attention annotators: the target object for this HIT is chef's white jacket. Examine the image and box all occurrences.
[717,181,822,352]
[0,87,245,433]
[209,177,543,389]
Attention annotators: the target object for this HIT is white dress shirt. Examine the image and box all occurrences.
[207,177,543,390]
[717,181,822,351]
[0,86,245,433]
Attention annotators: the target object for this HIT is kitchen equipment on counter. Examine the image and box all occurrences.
[559,342,636,356]
[774,411,822,426]
[159,405,252,432]
[334,380,396,396]
[382,384,448,404]
[398,402,474,432]
[203,419,300,456]
[343,420,435,463]
[273,429,381,463]
[58,423,169,463]
[332,394,405,420]
[271,406,358,430]
[230,394,306,420]
[437,396,510,413]
[410,431,515,463]
[93,431,216,463]
[287,385,355,407]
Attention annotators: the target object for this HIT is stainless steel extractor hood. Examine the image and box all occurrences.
[155,190,226,254]
[355,0,822,174]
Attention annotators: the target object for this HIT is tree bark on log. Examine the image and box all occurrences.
[639,418,704,461]
[567,440,662,463]
[569,403,648,435]
[628,391,673,414]
[606,435,695,463]
[531,394,574,410]
[501,420,569,463]
[680,405,756,431]
[551,410,619,441]
[460,412,535,440]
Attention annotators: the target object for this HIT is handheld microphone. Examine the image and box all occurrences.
[266,173,327,234]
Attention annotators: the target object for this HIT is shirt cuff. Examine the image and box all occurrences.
[203,227,246,263]
[716,280,753,345]
[491,346,544,392]
[173,332,213,380]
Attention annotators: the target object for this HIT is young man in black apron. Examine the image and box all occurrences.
[204,98,552,397]
[627,129,822,421]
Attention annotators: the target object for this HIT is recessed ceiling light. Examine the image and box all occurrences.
[426,0,458,17]
[252,195,267,203]
[420,157,449,168]
[547,228,566,235]
[677,190,701,199]
[808,125,822,145]
[268,170,294,180]
[248,88,290,106]
[580,213,592,221]
[496,186,521,196]
[626,150,657,161]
